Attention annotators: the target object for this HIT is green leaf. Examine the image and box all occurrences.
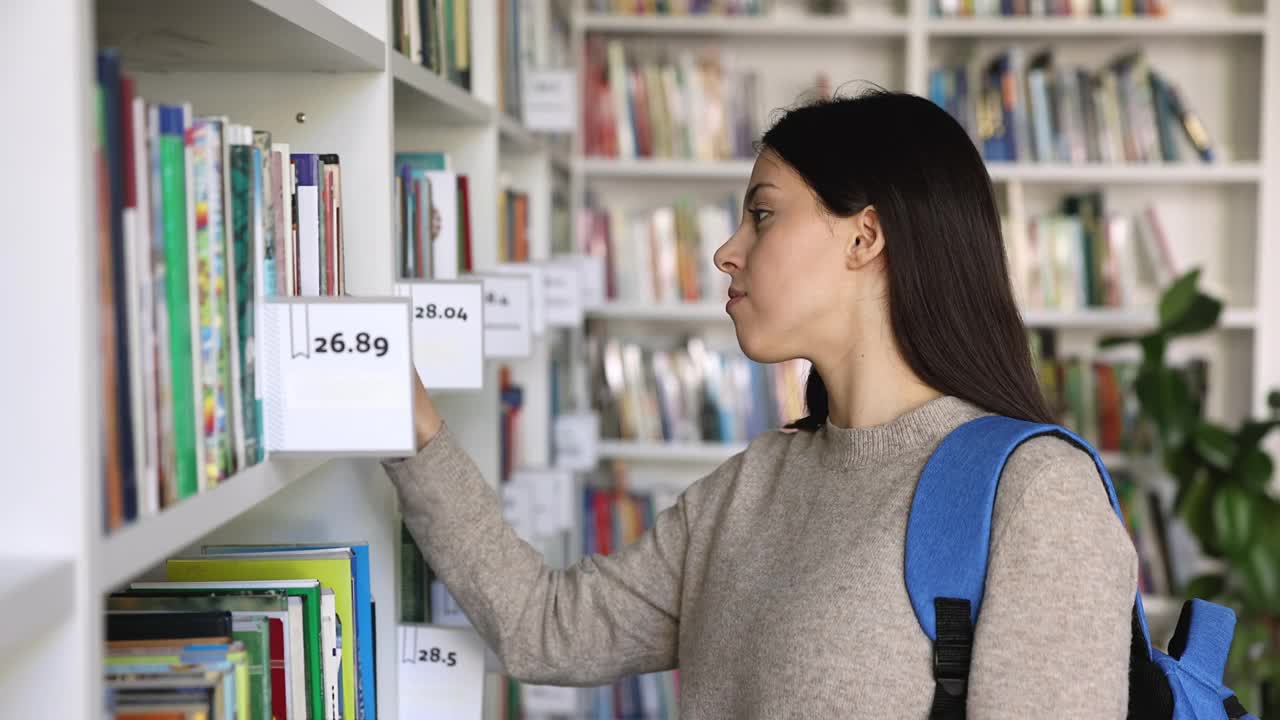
[1234,448,1274,490]
[1163,294,1224,338]
[1176,468,1218,553]
[1238,419,1280,451]
[1211,484,1257,557]
[1139,334,1167,368]
[1099,334,1138,349]
[1194,422,1238,470]
[1269,389,1280,412]
[1137,368,1195,449]
[1183,573,1226,600]
[1159,269,1201,329]
[1240,540,1280,611]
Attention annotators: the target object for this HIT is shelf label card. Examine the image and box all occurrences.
[475,274,533,358]
[554,412,599,471]
[492,263,546,335]
[522,69,577,132]
[261,299,414,455]
[509,468,576,537]
[543,259,583,327]
[397,624,486,720]
[395,281,485,390]
[579,254,607,309]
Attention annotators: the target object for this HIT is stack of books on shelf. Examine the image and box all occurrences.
[105,542,377,720]
[590,334,809,444]
[395,151,473,280]
[932,0,1167,17]
[583,467,680,720]
[930,48,1214,164]
[583,39,761,161]
[588,0,769,14]
[96,51,347,533]
[1004,193,1178,311]
[393,0,473,90]
[580,196,736,304]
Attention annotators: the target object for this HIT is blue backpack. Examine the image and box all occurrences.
[906,415,1261,720]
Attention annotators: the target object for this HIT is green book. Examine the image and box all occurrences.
[157,105,198,500]
[233,617,271,720]
[130,579,324,720]
[230,143,258,466]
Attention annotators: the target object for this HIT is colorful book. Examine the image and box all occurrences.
[131,579,324,720]
[203,542,376,720]
[166,550,358,720]
[291,153,322,296]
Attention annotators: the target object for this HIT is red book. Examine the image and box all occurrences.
[1095,364,1123,451]
[513,193,529,262]
[592,489,613,556]
[267,617,287,720]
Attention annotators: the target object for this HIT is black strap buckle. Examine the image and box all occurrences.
[930,598,975,719]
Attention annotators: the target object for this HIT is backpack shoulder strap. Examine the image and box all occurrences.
[906,415,1156,718]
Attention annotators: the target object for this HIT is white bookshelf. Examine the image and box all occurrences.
[95,457,328,594]
[926,15,1268,37]
[0,557,75,656]
[576,11,911,37]
[599,439,749,464]
[1,0,565,717]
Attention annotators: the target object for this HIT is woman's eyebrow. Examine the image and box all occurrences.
[744,181,780,206]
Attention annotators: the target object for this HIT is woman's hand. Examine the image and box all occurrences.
[412,365,444,451]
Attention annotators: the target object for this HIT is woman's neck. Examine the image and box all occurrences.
[815,339,941,429]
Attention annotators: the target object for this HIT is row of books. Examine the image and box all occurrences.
[588,0,770,14]
[95,52,347,533]
[104,542,377,720]
[931,49,1214,164]
[579,197,735,304]
[583,477,680,720]
[395,152,472,280]
[393,0,473,90]
[583,39,761,161]
[591,335,810,444]
[933,0,1168,16]
[1004,195,1177,311]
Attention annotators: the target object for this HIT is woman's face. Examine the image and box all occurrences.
[713,151,866,365]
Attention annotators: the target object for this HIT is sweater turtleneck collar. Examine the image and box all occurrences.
[815,395,986,469]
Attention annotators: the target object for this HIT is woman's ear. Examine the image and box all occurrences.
[844,206,885,269]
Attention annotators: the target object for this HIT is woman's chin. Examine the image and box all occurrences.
[733,324,778,364]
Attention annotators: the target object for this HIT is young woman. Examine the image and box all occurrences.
[385,90,1137,718]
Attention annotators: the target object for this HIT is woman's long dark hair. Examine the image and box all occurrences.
[763,89,1055,429]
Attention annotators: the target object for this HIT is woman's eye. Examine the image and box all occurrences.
[749,208,772,224]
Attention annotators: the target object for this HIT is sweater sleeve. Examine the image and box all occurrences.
[966,437,1139,719]
[382,424,695,686]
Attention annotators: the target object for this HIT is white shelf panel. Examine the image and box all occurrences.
[589,303,1256,331]
[578,157,755,180]
[579,158,1262,185]
[1023,307,1256,331]
[96,457,328,594]
[499,113,543,153]
[392,52,492,126]
[97,0,385,72]
[577,12,909,38]
[927,15,1266,37]
[0,557,74,654]
[987,163,1263,184]
[588,301,728,322]
[599,439,746,464]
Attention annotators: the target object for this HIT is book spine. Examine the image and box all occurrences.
[219,124,241,478]
[230,141,254,471]
[147,104,177,509]
[292,154,322,296]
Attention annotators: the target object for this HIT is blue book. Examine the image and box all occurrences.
[393,151,450,172]
[289,153,322,295]
[203,542,376,720]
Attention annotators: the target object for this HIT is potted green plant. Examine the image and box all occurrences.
[1099,268,1280,713]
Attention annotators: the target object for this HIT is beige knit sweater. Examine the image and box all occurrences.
[383,395,1138,718]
